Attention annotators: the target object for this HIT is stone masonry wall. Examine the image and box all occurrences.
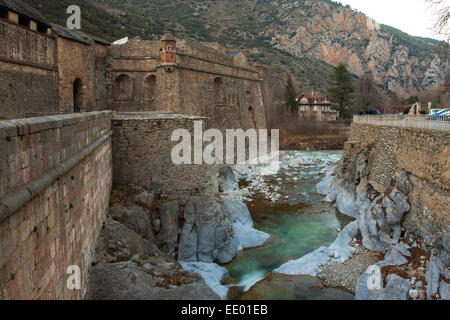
[106,37,267,131]
[112,112,219,201]
[0,111,113,299]
[56,37,96,113]
[342,123,449,247]
[0,20,59,119]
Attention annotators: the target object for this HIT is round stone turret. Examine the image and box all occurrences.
[253,61,264,80]
[161,33,177,64]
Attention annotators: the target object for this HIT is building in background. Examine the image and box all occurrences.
[297,91,338,121]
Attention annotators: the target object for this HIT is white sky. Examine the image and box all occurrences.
[334,0,446,40]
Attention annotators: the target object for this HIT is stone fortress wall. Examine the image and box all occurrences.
[0,112,113,299]
[106,36,266,131]
[0,0,268,300]
[0,18,59,119]
[112,112,219,201]
[341,122,449,248]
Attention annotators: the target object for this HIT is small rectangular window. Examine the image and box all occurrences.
[18,15,30,28]
[37,23,47,34]
[0,8,7,19]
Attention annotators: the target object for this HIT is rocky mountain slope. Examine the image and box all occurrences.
[23,0,448,93]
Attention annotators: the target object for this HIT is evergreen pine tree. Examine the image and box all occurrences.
[285,75,297,115]
[327,63,355,118]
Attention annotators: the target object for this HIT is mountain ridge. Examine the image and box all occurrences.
[21,0,448,94]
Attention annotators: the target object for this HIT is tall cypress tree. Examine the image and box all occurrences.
[285,75,297,115]
[327,63,355,118]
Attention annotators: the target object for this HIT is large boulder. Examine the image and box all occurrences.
[109,204,155,241]
[156,201,180,254]
[355,272,410,300]
[218,165,239,192]
[178,197,234,264]
[93,218,157,264]
[275,221,359,277]
[87,259,219,300]
[372,274,410,300]
[222,199,253,227]
[426,254,445,299]
[222,199,270,252]
[274,246,329,277]
[180,262,230,300]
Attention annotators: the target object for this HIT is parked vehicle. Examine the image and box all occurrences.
[427,108,450,121]
[359,109,380,115]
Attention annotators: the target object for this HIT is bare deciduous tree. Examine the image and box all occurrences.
[427,0,450,42]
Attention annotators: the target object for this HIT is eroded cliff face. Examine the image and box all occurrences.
[270,0,447,93]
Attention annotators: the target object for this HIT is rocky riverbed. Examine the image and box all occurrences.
[86,150,448,300]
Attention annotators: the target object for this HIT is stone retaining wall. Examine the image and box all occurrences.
[0,111,113,299]
[342,122,449,247]
[112,112,219,201]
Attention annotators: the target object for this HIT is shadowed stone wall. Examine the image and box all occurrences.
[0,19,59,119]
[112,112,219,201]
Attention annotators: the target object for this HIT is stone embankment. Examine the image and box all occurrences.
[275,121,449,300]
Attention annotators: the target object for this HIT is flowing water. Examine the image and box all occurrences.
[224,151,354,300]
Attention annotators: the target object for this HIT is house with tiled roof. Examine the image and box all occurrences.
[297,91,338,121]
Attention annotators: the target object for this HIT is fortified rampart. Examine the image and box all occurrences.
[112,112,219,201]
[0,18,59,119]
[107,36,266,131]
[0,112,113,299]
[341,117,449,248]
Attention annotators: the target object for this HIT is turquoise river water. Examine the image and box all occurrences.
[223,151,354,300]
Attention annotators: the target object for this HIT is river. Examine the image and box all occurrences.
[223,150,355,300]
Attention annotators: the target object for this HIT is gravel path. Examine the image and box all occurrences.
[317,247,382,294]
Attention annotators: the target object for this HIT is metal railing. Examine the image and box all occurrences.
[353,114,450,132]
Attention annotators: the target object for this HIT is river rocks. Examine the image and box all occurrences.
[93,218,158,264]
[178,196,235,264]
[409,289,419,299]
[440,281,449,300]
[231,223,270,251]
[380,243,410,267]
[87,259,219,300]
[156,202,179,254]
[109,204,155,241]
[180,262,230,300]
[355,271,410,300]
[218,165,239,192]
[316,173,334,195]
[222,199,270,251]
[425,254,445,299]
[134,190,155,210]
[335,188,357,218]
[373,274,411,300]
[222,199,254,227]
[274,246,329,277]
[275,220,360,277]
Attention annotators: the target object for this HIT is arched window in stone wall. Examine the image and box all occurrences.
[248,106,257,129]
[144,75,156,100]
[214,77,225,105]
[73,78,82,112]
[114,74,133,100]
